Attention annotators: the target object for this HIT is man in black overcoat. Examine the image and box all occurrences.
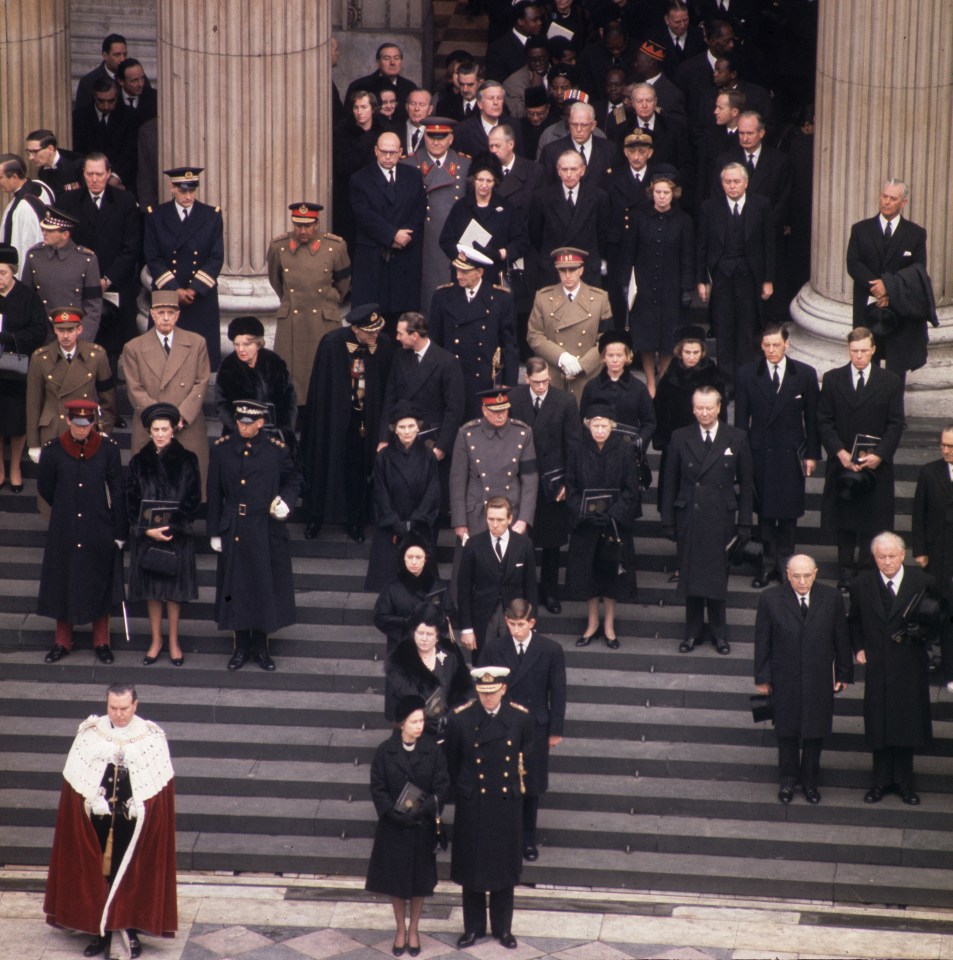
[754,554,852,805]
[538,103,616,192]
[509,358,582,613]
[207,400,302,672]
[344,43,417,124]
[483,600,566,861]
[660,384,753,655]
[911,425,953,689]
[734,324,819,588]
[71,78,138,189]
[301,305,395,541]
[446,666,534,949]
[817,327,904,589]
[458,497,538,662]
[848,532,935,805]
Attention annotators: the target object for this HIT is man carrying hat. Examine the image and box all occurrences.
[445,665,533,949]
[121,289,212,488]
[207,399,302,671]
[266,201,351,405]
[23,206,102,342]
[143,166,225,368]
[37,399,126,664]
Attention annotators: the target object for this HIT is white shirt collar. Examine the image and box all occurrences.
[707,50,718,70]
[769,356,787,379]
[701,421,719,442]
[467,279,483,299]
[377,163,395,179]
[532,389,548,404]
[481,115,497,135]
[514,631,533,650]
[415,340,431,361]
[880,566,904,590]
[728,193,746,213]
[797,590,810,606]
[494,529,510,551]
[501,158,515,175]
[852,364,869,387]
[879,213,901,232]
[630,166,647,181]
[513,27,529,45]
[746,145,763,161]
[644,71,660,85]
[562,286,578,299]
[156,329,174,347]
[174,201,191,219]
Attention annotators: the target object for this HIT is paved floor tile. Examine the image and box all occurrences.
[461,938,544,960]
[552,944,633,960]
[191,925,277,955]
[281,928,368,959]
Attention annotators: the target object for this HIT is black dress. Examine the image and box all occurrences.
[216,348,297,449]
[373,568,456,658]
[365,731,450,900]
[125,438,201,603]
[365,436,441,591]
[564,432,639,601]
[0,280,48,436]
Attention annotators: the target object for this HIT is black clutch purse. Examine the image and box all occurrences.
[140,545,178,577]
[394,781,427,817]
[593,519,624,578]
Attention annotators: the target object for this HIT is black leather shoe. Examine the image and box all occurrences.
[304,522,320,540]
[45,643,70,663]
[864,786,884,804]
[255,651,276,671]
[348,524,366,543]
[456,932,480,949]
[170,653,185,666]
[575,633,596,647]
[713,638,731,655]
[678,637,697,653]
[392,942,405,957]
[604,633,620,649]
[227,649,249,671]
[95,645,114,664]
[499,933,518,949]
[900,787,921,806]
[544,595,562,614]
[523,843,539,861]
[142,653,159,665]
[9,482,22,493]
[408,942,421,957]
[803,787,821,805]
[751,573,771,588]
[778,786,794,804]
[128,931,141,958]
[84,935,109,957]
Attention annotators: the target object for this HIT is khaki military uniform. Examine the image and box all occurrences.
[526,282,612,404]
[24,241,103,342]
[266,232,351,401]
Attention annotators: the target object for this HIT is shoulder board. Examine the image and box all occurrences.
[102,435,119,446]
[454,699,476,714]
[268,436,286,448]
[76,244,96,255]
[323,232,344,243]
[27,242,44,254]
[215,435,229,445]
[464,418,481,427]
[146,205,153,214]
[271,231,291,243]
[436,282,454,290]
[509,701,529,713]
[509,417,530,429]
[492,284,507,291]
[214,206,221,213]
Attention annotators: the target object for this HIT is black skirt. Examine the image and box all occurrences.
[0,377,28,437]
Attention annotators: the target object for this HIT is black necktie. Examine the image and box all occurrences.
[517,642,524,662]
[163,336,171,356]
[772,365,781,392]
[643,123,651,134]
[534,395,541,413]
[495,537,504,562]
[733,202,741,219]
[884,579,895,614]
[567,292,574,302]
[182,207,189,222]
[127,97,135,108]
[100,113,108,128]
[93,195,102,209]
[502,166,508,178]
[800,597,808,618]
[411,127,420,151]
[884,221,893,241]
[464,102,473,117]
[886,579,895,597]
[704,430,712,449]
[747,152,756,173]
[65,352,73,363]
[856,371,865,392]
[578,144,586,164]
[567,188,575,209]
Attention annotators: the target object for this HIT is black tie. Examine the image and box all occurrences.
[856,371,865,392]
[517,642,524,662]
[733,202,741,219]
[65,352,73,363]
[163,336,171,356]
[93,195,102,209]
[100,113,108,128]
[884,221,893,241]
[464,102,473,117]
[643,123,651,135]
[495,537,504,562]
[502,166,508,178]
[567,292,574,302]
[772,365,781,392]
[567,188,575,209]
[886,579,895,597]
[127,97,135,108]
[411,127,420,151]
[747,152,756,174]
[800,597,808,619]
[704,430,712,449]
[534,395,541,414]
[578,144,586,164]
[181,207,189,222]
[884,579,895,614]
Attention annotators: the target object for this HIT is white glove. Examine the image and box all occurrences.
[28,446,41,464]
[270,496,290,520]
[600,258,608,276]
[558,352,583,377]
[125,798,141,820]
[114,540,125,550]
[210,536,223,553]
[88,795,111,817]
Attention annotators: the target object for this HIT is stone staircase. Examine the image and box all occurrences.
[1,399,953,909]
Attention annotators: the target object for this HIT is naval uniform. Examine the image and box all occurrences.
[24,240,102,342]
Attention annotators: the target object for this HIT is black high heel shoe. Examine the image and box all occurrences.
[142,651,161,665]
[170,652,185,666]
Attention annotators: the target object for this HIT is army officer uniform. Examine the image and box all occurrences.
[24,239,102,343]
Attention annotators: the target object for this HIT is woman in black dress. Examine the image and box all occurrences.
[365,695,450,956]
[0,245,48,491]
[216,315,297,448]
[365,401,440,591]
[626,167,694,397]
[385,604,472,740]
[565,403,640,649]
[125,402,201,665]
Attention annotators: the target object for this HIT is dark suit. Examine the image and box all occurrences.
[453,114,498,159]
[674,51,716,125]
[349,162,426,317]
[482,629,566,843]
[71,105,138,189]
[646,73,688,126]
[592,100,630,144]
[650,28,706,78]
[344,72,417,123]
[848,567,935,792]
[35,150,83,202]
[754,582,852,790]
[458,530,538,659]
[734,356,819,578]
[120,86,158,126]
[696,191,775,386]
[713,143,792,230]
[485,31,530,82]
[660,422,753,642]
[495,155,544,217]
[538,136,616,191]
[817,363,904,575]
[623,114,693,183]
[75,64,155,114]
[605,164,655,327]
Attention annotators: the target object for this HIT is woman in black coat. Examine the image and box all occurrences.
[438,152,528,287]
[0,246,49,491]
[625,169,694,397]
[565,403,640,648]
[385,605,473,739]
[365,695,451,955]
[365,401,441,591]
[216,315,297,449]
[125,402,202,665]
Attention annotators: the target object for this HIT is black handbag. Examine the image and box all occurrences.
[0,338,29,380]
[593,519,624,578]
[140,545,178,577]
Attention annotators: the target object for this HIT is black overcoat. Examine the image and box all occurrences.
[216,348,297,448]
[0,280,47,434]
[580,369,656,447]
[206,430,302,633]
[365,437,441,591]
[696,192,775,285]
[817,363,903,535]
[912,458,953,602]
[481,630,567,796]
[754,582,853,739]
[300,326,395,524]
[446,700,533,891]
[660,423,753,600]
[652,357,726,450]
[564,432,640,601]
[373,568,455,656]
[385,636,474,731]
[734,356,820,520]
[125,437,201,603]
[365,732,450,900]
[848,568,934,750]
[37,431,126,623]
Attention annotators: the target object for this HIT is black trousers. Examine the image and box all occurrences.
[837,529,873,572]
[462,886,515,937]
[710,267,760,387]
[522,795,539,845]
[760,518,796,575]
[686,596,725,641]
[235,629,268,655]
[777,735,823,789]
[872,746,915,791]
[539,547,561,599]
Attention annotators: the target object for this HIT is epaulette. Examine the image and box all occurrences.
[27,242,44,254]
[43,437,57,447]
[492,284,507,291]
[509,701,529,713]
[215,435,229,445]
[146,206,153,214]
[464,418,481,427]
[323,232,344,243]
[76,244,96,255]
[510,417,530,429]
[101,434,119,446]
[268,436,286,448]
[454,699,476,714]
[436,282,454,290]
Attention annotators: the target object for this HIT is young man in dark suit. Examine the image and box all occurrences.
[71,78,138,190]
[483,599,567,860]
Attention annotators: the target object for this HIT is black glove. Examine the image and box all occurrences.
[680,291,693,308]
[588,513,611,527]
[660,525,676,542]
[736,525,752,543]
[385,809,421,827]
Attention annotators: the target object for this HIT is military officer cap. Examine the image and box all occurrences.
[0,244,17,266]
[289,202,323,223]
[551,246,587,267]
[395,694,427,723]
[623,130,654,150]
[151,290,180,310]
[40,206,79,231]
[164,166,203,189]
[598,328,632,353]
[471,665,510,692]
[233,399,269,423]
[348,303,386,332]
[452,244,494,270]
[582,401,616,424]
[227,315,265,340]
[421,117,457,138]
[49,306,85,327]
[141,402,181,428]
[476,386,512,412]
[524,86,549,109]
[64,399,98,425]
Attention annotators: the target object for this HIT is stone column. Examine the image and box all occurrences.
[789,0,953,414]
[0,0,71,149]
[155,0,333,348]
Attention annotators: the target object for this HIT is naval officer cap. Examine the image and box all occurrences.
[289,201,324,223]
[164,166,203,189]
[64,399,99,425]
[232,399,269,423]
[471,665,511,693]
[452,244,494,270]
[348,303,386,332]
[623,130,654,150]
